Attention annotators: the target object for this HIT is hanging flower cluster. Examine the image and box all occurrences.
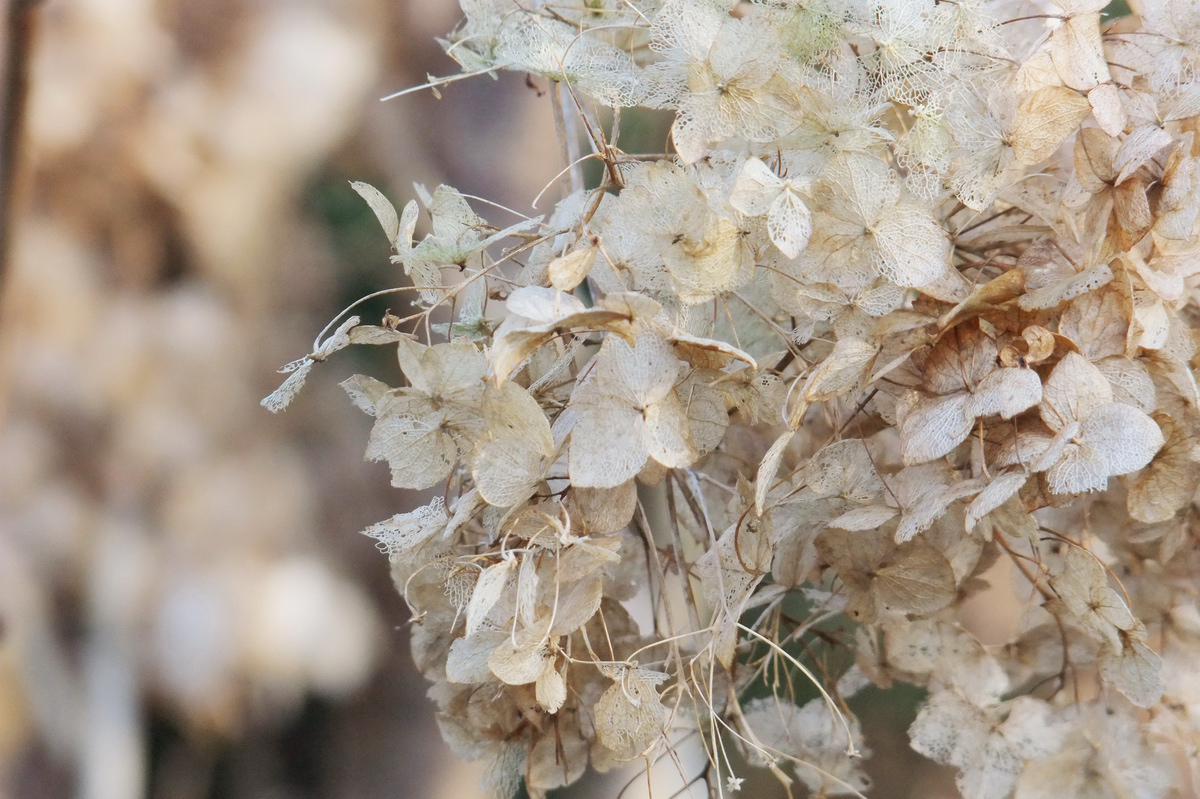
[266,0,1200,796]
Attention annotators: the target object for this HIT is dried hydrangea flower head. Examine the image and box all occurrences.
[265,0,1200,796]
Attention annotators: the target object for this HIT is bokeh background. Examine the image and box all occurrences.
[0,1,566,796]
[0,1,1015,797]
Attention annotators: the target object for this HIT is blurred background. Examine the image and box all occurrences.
[0,0,568,796]
[0,1,967,797]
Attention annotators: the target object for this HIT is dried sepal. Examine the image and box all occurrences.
[262,316,362,412]
[350,181,401,246]
[304,3,1200,795]
[1029,353,1165,494]
[568,331,696,488]
[361,497,448,561]
[594,667,670,761]
[789,337,879,428]
[1127,413,1200,523]
[466,559,514,638]
[547,244,597,292]
[471,381,554,508]
[1010,86,1091,166]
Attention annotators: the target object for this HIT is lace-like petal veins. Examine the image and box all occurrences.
[1127,415,1200,523]
[1010,86,1092,166]
[263,317,363,412]
[361,497,448,561]
[768,187,814,259]
[1059,285,1131,362]
[594,669,669,760]
[803,439,886,501]
[1046,402,1164,494]
[472,382,554,507]
[366,404,459,489]
[261,358,314,413]
[1100,633,1166,708]
[1049,546,1135,648]
[606,332,684,408]
[446,630,508,684]
[890,465,984,543]
[910,691,1034,799]
[729,157,782,217]
[568,400,648,488]
[662,218,755,304]
[1045,440,1114,495]
[900,393,975,465]
[1039,352,1113,432]
[340,374,391,415]
[1114,125,1174,185]
[870,205,951,288]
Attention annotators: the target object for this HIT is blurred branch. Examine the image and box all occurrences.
[0,0,42,311]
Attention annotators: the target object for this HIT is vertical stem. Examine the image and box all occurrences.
[551,82,584,199]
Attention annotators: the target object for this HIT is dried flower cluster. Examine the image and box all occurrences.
[266,0,1200,796]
